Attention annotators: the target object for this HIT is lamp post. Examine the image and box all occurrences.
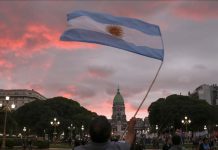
[50,118,60,142]
[204,125,208,136]
[181,116,191,133]
[68,124,73,141]
[81,125,84,140]
[68,124,75,148]
[155,125,158,137]
[23,127,27,133]
[23,127,27,149]
[0,96,16,149]
[181,116,191,143]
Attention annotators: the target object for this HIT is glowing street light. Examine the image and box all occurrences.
[81,125,84,131]
[204,125,207,130]
[155,125,158,130]
[155,125,158,137]
[50,118,60,142]
[22,127,27,149]
[81,125,84,139]
[23,127,27,132]
[68,124,75,147]
[181,116,191,133]
[0,96,16,149]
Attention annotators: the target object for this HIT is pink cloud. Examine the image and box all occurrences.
[85,99,113,118]
[172,2,218,21]
[73,67,114,84]
[87,66,114,78]
[42,59,53,70]
[161,90,172,97]
[0,59,15,70]
[83,99,148,120]
[125,102,148,119]
[0,23,97,57]
[0,59,14,81]
[28,57,54,71]
[59,91,75,99]
[57,86,77,99]
[29,84,46,96]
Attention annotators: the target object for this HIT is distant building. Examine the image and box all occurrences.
[144,117,150,129]
[135,118,145,131]
[111,88,127,136]
[0,89,47,109]
[190,84,218,105]
[110,88,149,137]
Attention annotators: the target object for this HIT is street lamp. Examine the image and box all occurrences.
[68,124,73,140]
[23,127,27,132]
[204,125,208,136]
[68,124,75,148]
[155,125,158,137]
[50,118,60,142]
[23,127,27,149]
[181,116,191,133]
[155,125,158,130]
[0,96,16,149]
[81,125,84,139]
[147,128,150,133]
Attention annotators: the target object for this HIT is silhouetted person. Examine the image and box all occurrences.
[199,137,210,150]
[27,138,32,150]
[22,138,27,150]
[169,135,186,150]
[163,138,172,150]
[75,115,136,150]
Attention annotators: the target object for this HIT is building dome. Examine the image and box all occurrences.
[113,88,124,105]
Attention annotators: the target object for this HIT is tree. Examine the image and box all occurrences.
[13,97,97,137]
[148,94,217,132]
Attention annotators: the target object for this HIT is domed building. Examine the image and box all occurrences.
[111,88,127,136]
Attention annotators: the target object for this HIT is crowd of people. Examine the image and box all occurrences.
[161,135,217,150]
[67,115,217,150]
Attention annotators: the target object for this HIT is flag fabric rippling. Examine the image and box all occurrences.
[60,10,164,61]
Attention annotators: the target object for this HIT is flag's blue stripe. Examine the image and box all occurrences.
[67,10,161,36]
[60,29,164,61]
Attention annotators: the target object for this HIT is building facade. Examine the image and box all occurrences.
[191,84,218,105]
[0,89,47,109]
[111,88,127,136]
[110,88,149,137]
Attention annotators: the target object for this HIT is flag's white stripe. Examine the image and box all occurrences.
[68,16,163,50]
[67,10,161,36]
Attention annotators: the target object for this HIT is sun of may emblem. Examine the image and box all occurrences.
[106,25,123,38]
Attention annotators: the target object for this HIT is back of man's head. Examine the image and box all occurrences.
[172,135,181,145]
[89,116,111,143]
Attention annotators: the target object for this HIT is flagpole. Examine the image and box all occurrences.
[121,60,164,139]
[133,61,163,118]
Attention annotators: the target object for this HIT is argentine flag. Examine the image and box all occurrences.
[60,10,164,61]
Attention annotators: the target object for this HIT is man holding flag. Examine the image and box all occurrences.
[61,10,164,149]
[75,116,136,150]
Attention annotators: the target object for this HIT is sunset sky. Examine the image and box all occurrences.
[1,1,218,120]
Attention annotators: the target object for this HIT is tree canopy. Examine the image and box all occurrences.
[12,97,97,136]
[148,94,218,132]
